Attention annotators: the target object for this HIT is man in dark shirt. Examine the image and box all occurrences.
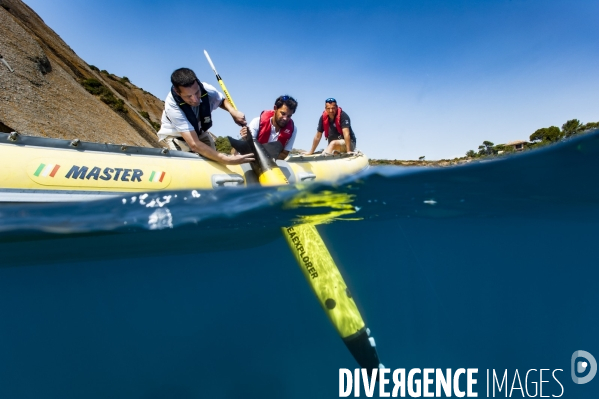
[304,98,356,155]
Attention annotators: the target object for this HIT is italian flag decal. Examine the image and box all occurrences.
[149,170,166,183]
[34,163,61,178]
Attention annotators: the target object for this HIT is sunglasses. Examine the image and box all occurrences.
[281,95,296,102]
[325,98,336,103]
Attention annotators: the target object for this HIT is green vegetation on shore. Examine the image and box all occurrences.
[86,64,164,133]
[80,78,127,113]
[215,136,232,154]
[139,111,161,131]
[530,119,599,144]
[464,118,599,158]
[371,118,598,167]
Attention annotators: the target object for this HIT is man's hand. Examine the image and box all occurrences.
[240,126,249,139]
[222,152,255,165]
[230,109,246,126]
[180,130,254,165]
[301,151,314,155]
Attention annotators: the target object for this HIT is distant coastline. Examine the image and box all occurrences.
[369,119,598,166]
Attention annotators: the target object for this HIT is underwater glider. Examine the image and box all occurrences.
[204,50,382,370]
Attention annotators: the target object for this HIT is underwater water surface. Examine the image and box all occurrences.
[1,131,598,398]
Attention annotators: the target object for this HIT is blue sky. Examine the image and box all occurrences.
[23,0,599,160]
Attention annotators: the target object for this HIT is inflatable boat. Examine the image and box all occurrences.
[0,132,369,202]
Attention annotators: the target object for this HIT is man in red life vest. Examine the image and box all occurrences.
[304,98,356,155]
[239,95,298,160]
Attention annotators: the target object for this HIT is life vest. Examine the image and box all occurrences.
[257,110,294,147]
[170,80,212,138]
[322,106,343,139]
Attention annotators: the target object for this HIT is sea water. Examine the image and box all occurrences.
[0,131,598,398]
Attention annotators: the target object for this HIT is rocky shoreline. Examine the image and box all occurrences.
[0,0,164,148]
[369,158,474,167]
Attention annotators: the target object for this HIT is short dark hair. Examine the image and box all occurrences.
[171,68,198,89]
[274,95,298,113]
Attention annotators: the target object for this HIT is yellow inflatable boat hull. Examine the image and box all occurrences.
[0,132,369,202]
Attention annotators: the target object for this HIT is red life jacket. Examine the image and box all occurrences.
[322,107,343,139]
[257,110,294,147]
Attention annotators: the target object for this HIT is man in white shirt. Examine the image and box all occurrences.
[238,95,298,160]
[157,68,254,165]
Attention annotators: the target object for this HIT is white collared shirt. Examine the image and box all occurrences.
[157,82,225,141]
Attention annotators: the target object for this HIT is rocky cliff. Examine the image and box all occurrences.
[0,0,164,147]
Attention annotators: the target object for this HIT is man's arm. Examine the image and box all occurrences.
[239,116,259,141]
[219,98,246,126]
[303,131,323,155]
[239,130,287,159]
[280,125,298,160]
[180,130,254,164]
[341,127,353,153]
